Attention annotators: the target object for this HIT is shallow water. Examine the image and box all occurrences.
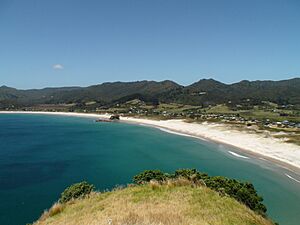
[0,114,299,225]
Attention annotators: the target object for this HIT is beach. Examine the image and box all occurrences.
[1,111,300,173]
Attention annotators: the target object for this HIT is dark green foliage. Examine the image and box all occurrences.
[59,181,95,203]
[204,176,267,215]
[133,170,167,184]
[133,168,267,216]
[0,80,180,108]
[174,168,209,180]
[112,93,160,106]
[160,78,300,106]
[1,78,300,109]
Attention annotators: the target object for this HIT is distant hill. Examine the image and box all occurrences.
[1,78,299,109]
[160,78,300,106]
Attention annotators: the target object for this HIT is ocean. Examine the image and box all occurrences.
[0,114,300,225]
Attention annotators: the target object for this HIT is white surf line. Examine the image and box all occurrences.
[285,173,300,184]
[159,128,194,138]
[158,127,206,141]
[228,151,249,159]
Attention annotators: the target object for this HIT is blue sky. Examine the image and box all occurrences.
[0,0,300,89]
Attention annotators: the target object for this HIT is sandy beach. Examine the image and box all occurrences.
[1,111,300,173]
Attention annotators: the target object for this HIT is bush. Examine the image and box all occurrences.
[204,176,267,215]
[133,170,167,184]
[59,181,95,203]
[174,168,208,181]
[133,169,267,216]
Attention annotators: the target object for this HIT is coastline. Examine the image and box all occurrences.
[1,111,300,175]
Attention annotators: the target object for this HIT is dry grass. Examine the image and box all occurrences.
[39,202,65,222]
[34,181,275,225]
[273,133,300,145]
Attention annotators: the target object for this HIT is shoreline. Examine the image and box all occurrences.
[122,117,300,176]
[1,111,300,175]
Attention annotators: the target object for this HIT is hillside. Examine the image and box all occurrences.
[33,169,276,225]
[160,78,300,106]
[35,182,274,225]
[1,78,299,109]
[0,80,181,108]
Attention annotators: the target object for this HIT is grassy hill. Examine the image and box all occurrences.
[34,181,274,225]
[33,169,276,225]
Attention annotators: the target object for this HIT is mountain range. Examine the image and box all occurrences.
[0,78,299,109]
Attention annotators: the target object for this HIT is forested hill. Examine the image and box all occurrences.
[160,78,300,106]
[0,78,299,109]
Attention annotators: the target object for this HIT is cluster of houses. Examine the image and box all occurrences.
[185,113,300,129]
[128,106,147,115]
[270,120,300,129]
[123,106,300,129]
[97,102,300,129]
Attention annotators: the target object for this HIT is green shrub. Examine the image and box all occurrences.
[133,169,267,216]
[133,170,167,184]
[204,176,267,215]
[59,181,95,203]
[174,168,208,181]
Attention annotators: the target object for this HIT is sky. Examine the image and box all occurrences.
[0,0,300,89]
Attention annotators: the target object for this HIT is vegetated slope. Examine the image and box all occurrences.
[35,183,274,225]
[0,86,81,107]
[1,78,300,108]
[57,80,181,103]
[0,86,23,101]
[160,78,300,106]
[227,78,300,105]
[160,79,229,105]
[0,80,181,108]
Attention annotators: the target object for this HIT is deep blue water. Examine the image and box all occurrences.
[0,114,300,225]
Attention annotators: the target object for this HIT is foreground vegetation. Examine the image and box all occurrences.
[133,169,267,215]
[34,169,276,225]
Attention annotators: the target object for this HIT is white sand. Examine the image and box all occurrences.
[1,111,300,171]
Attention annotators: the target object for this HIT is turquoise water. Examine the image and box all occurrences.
[0,114,300,225]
